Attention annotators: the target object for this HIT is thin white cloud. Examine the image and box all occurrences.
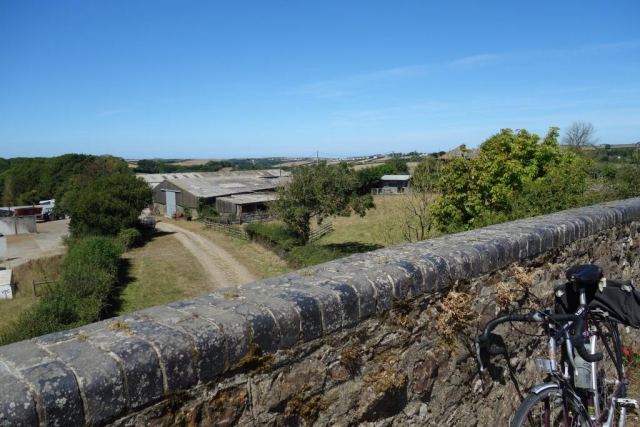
[288,40,640,100]
[98,102,145,117]
[99,108,130,117]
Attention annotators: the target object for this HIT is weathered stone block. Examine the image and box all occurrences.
[194,295,280,354]
[80,321,164,410]
[48,339,126,424]
[313,280,360,327]
[0,360,38,426]
[126,320,198,391]
[139,305,226,383]
[21,360,84,426]
[244,283,326,340]
[233,289,302,350]
[169,300,251,367]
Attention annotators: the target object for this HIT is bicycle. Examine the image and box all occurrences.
[475,264,638,426]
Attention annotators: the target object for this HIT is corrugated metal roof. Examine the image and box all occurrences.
[217,193,277,205]
[380,175,411,181]
[166,176,290,198]
[137,169,290,183]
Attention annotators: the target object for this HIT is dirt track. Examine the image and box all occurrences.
[155,221,257,290]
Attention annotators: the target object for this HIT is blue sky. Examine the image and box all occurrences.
[1,1,639,159]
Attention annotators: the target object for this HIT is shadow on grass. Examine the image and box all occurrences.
[137,228,175,246]
[290,241,384,268]
[320,242,383,256]
[105,228,174,317]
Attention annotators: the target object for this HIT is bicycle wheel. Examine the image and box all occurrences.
[511,386,592,427]
[592,317,625,417]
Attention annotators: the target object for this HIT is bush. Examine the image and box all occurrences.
[118,228,142,251]
[0,237,122,346]
[197,199,220,219]
[60,171,152,237]
[245,222,303,252]
[62,237,122,278]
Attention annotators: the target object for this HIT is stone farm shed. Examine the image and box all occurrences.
[152,170,290,218]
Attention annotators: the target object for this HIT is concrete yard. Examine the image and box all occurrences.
[3,219,69,268]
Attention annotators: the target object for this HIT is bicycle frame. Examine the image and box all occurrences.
[532,293,627,426]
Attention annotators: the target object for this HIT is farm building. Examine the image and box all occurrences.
[137,172,212,189]
[216,193,277,216]
[152,171,290,218]
[372,175,411,194]
[137,169,289,189]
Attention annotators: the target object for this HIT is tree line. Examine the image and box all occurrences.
[267,125,640,248]
[1,155,152,345]
[133,157,286,174]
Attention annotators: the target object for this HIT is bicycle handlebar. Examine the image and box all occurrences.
[474,311,603,370]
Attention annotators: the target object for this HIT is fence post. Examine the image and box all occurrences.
[32,279,36,297]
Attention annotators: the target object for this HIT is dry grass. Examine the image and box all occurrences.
[160,218,291,279]
[436,286,479,352]
[0,255,63,331]
[116,231,211,315]
[351,162,386,171]
[169,158,221,166]
[496,266,537,310]
[314,195,416,248]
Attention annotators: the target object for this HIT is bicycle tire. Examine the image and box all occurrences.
[511,386,592,427]
[592,316,625,419]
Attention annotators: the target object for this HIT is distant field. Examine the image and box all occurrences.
[170,159,221,166]
[352,162,386,170]
[407,161,420,172]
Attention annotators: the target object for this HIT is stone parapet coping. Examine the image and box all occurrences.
[1,197,640,426]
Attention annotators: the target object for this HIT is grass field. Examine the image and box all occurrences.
[115,222,291,315]
[314,194,415,248]
[0,256,63,332]
[114,230,211,315]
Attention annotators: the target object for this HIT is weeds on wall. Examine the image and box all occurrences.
[435,282,479,352]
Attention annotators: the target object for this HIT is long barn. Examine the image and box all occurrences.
[152,170,289,218]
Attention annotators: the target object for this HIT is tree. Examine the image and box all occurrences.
[432,127,590,231]
[60,172,152,237]
[374,158,439,245]
[2,176,16,206]
[611,148,640,199]
[563,121,598,152]
[271,162,374,243]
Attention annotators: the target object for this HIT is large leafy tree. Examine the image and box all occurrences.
[60,171,152,237]
[432,127,589,231]
[272,162,374,243]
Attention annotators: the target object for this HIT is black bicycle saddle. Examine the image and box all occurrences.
[566,264,603,288]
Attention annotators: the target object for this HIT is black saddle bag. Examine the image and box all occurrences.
[555,279,640,328]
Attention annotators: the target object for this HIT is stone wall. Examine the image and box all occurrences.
[1,198,640,426]
[0,216,37,236]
